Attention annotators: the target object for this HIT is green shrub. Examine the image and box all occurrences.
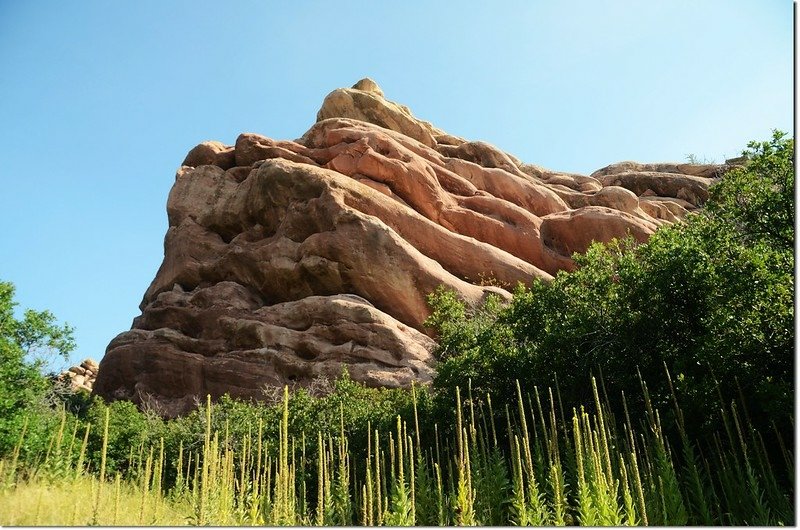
[84,398,164,475]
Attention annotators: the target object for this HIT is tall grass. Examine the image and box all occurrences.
[0,373,793,526]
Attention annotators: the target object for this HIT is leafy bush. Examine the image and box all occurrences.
[706,131,794,250]
[84,398,165,475]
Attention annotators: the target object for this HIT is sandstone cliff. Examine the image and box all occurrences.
[93,79,728,416]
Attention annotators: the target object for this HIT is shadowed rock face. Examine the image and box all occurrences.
[93,78,729,416]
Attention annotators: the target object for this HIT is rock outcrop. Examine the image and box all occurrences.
[58,359,99,393]
[94,78,729,416]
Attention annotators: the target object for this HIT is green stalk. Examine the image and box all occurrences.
[486,394,498,448]
[199,394,212,526]
[592,377,614,483]
[771,421,793,476]
[152,438,164,522]
[629,450,648,526]
[361,483,368,525]
[90,406,110,524]
[511,435,528,526]
[435,462,444,526]
[10,416,28,480]
[456,387,464,467]
[550,460,566,526]
[65,419,79,466]
[619,458,637,525]
[113,472,121,525]
[374,430,382,525]
[408,435,416,525]
[316,431,325,526]
[139,446,153,525]
[412,384,421,453]
[300,431,308,522]
[533,386,551,463]
[365,425,374,526]
[573,410,596,526]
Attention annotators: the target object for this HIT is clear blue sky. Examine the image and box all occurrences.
[0,0,793,372]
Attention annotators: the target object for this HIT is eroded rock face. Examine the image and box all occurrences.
[94,78,729,416]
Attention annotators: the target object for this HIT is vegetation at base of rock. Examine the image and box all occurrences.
[0,372,793,525]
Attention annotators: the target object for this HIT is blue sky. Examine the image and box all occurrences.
[0,0,793,372]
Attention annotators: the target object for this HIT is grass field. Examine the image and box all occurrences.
[0,374,793,526]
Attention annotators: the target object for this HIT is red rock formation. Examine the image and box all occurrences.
[93,79,728,416]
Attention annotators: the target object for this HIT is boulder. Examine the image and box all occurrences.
[597,171,714,207]
[316,81,443,148]
[540,206,658,258]
[58,358,100,392]
[182,141,235,170]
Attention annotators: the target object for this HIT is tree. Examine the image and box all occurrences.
[0,281,75,455]
[707,131,794,250]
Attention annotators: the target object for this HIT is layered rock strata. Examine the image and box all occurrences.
[94,79,729,416]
